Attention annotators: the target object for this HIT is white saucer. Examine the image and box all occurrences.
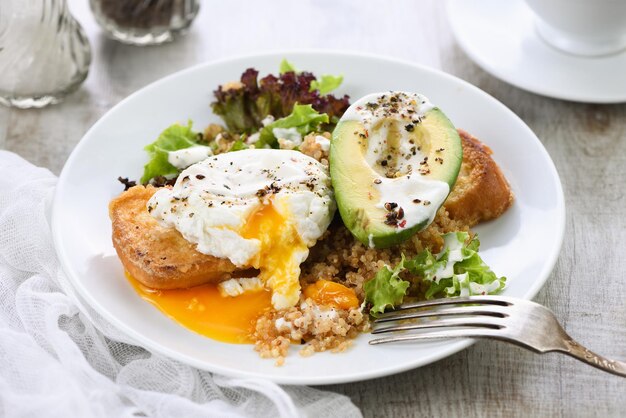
[446,0,626,103]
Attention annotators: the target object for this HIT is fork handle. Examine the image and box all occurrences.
[557,338,626,377]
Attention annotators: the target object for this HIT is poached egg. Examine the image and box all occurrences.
[148,149,335,310]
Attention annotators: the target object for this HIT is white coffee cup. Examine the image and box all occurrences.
[524,0,626,56]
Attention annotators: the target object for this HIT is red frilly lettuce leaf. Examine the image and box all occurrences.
[211,68,350,134]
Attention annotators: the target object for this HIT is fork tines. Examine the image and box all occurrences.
[370,295,514,345]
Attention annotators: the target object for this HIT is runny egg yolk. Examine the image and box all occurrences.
[303,280,360,310]
[241,200,308,309]
[127,273,272,344]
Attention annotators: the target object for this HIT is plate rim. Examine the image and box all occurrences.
[51,49,566,385]
[446,0,626,104]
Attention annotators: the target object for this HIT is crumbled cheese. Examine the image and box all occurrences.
[215,133,227,149]
[314,135,331,152]
[312,306,338,320]
[246,132,260,144]
[275,317,294,331]
[278,138,296,150]
[261,115,275,127]
[273,127,302,145]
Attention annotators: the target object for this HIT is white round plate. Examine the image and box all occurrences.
[446,0,626,103]
[52,51,565,385]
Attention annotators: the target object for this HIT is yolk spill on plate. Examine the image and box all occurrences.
[126,201,352,343]
[127,273,272,344]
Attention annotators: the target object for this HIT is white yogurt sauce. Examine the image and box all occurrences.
[375,177,449,229]
[167,145,213,170]
[433,232,465,281]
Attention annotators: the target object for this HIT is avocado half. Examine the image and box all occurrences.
[329,92,462,249]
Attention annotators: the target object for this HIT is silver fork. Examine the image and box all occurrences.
[370,295,626,377]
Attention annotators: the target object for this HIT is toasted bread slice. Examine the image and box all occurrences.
[444,129,514,227]
[109,185,238,289]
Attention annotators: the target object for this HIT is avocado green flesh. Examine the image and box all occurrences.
[330,108,462,248]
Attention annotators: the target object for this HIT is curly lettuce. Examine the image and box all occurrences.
[364,255,410,316]
[211,66,349,134]
[416,232,506,299]
[140,121,200,184]
[364,232,506,315]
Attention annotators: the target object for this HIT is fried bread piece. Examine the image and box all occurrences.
[444,129,514,226]
[109,185,238,289]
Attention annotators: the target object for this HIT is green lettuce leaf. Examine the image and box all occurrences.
[229,136,248,151]
[405,248,439,281]
[450,236,506,296]
[257,104,329,148]
[366,232,506,315]
[279,59,298,74]
[141,121,199,184]
[364,255,410,316]
[422,232,506,299]
[310,74,344,94]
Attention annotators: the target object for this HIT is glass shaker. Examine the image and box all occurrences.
[0,0,91,108]
[89,0,200,46]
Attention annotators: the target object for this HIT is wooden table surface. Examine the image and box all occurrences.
[2,1,625,416]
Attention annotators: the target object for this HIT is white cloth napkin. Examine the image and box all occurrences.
[0,150,361,418]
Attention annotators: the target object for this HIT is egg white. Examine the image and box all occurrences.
[148,149,336,308]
